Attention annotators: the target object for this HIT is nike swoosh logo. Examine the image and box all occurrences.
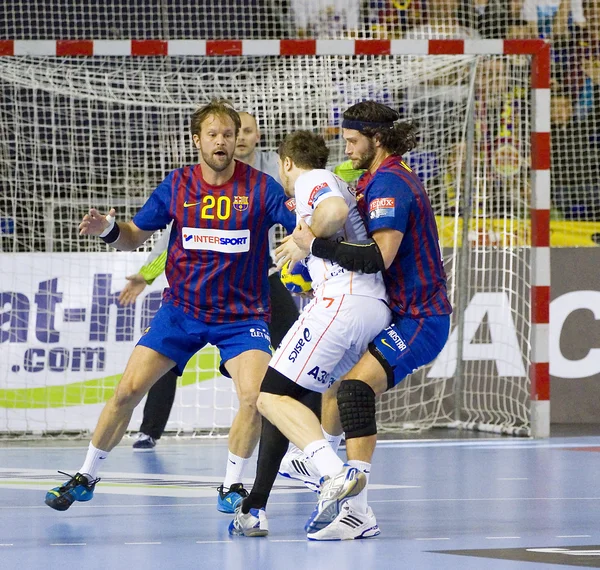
[381,339,395,351]
[183,201,201,208]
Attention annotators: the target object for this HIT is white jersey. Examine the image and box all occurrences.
[294,169,387,302]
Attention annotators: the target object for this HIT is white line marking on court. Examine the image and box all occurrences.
[556,535,591,538]
[195,540,231,544]
[0,544,13,546]
[415,537,450,541]
[497,478,529,481]
[50,543,87,546]
[124,542,161,545]
[485,536,521,539]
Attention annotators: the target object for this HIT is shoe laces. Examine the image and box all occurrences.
[56,471,100,490]
[217,483,249,498]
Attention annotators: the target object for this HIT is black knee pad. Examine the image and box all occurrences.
[337,380,377,439]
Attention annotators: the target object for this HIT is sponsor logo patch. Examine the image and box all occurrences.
[384,326,407,351]
[233,195,249,212]
[249,327,270,341]
[288,328,312,363]
[285,198,296,211]
[181,227,250,253]
[308,182,332,207]
[369,197,395,219]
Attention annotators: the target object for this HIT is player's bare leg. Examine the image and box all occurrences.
[279,382,343,490]
[226,349,272,457]
[93,346,176,451]
[308,351,387,540]
[45,346,175,511]
[257,392,328,451]
[321,382,343,438]
[217,349,271,513]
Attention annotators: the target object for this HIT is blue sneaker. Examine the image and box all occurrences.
[217,483,248,514]
[229,506,269,537]
[305,465,366,533]
[45,471,99,511]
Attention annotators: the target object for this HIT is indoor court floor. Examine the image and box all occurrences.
[1,429,599,570]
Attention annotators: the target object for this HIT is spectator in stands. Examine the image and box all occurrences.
[520,0,586,38]
[404,0,481,38]
[365,0,420,38]
[457,0,531,38]
[551,87,600,219]
[289,0,361,37]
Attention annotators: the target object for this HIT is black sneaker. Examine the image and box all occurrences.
[45,471,99,511]
[217,483,248,513]
[132,433,156,450]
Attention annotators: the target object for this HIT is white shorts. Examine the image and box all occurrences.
[270,294,391,393]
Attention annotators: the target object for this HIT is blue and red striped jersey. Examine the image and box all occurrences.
[356,155,452,318]
[133,161,296,323]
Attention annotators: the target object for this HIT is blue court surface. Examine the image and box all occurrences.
[1,431,600,570]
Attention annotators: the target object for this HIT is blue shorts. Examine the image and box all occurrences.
[137,302,272,377]
[370,314,450,389]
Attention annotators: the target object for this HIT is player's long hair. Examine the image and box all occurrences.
[190,99,241,139]
[343,101,418,156]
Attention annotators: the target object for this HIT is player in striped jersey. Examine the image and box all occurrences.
[277,101,452,540]
[121,111,301,454]
[229,131,391,538]
[44,100,296,514]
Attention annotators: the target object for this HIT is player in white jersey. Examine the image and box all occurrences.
[229,130,390,539]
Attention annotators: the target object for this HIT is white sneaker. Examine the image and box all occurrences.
[304,465,367,533]
[228,506,269,537]
[278,446,321,492]
[307,504,380,541]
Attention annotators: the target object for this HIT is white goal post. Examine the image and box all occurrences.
[0,39,550,438]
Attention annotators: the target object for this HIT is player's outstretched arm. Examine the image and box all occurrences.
[79,208,154,251]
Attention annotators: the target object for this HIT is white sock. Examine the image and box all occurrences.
[304,439,344,478]
[79,443,109,480]
[222,451,248,489]
[347,459,371,513]
[322,427,343,453]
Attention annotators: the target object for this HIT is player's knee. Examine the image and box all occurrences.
[337,380,377,439]
[113,375,148,410]
[256,391,279,418]
[235,381,261,411]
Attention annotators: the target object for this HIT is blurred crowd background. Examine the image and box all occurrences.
[1,0,599,252]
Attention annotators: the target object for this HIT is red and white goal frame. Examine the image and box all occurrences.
[0,39,550,438]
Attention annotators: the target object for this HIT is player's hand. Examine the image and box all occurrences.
[292,219,315,255]
[79,208,116,236]
[275,235,307,269]
[118,273,148,306]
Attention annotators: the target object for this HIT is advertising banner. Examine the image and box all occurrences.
[0,253,235,433]
[1,248,599,431]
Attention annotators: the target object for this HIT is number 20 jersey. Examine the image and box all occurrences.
[133,161,296,323]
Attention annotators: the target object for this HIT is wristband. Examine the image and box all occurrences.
[99,214,121,244]
[311,237,338,261]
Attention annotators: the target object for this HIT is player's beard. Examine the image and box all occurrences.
[352,138,377,171]
[202,147,234,172]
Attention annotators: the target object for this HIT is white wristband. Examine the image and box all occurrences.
[99,214,115,238]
